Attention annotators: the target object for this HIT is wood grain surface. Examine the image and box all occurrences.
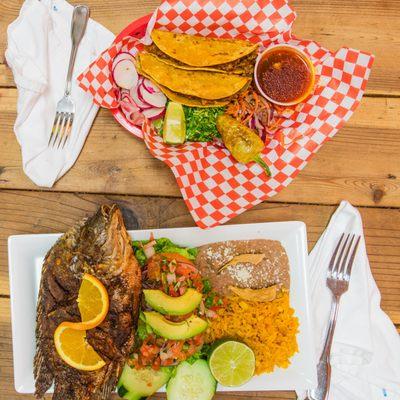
[1,91,399,205]
[0,0,399,399]
[1,0,400,94]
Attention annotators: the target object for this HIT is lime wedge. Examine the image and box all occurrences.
[163,102,186,144]
[208,340,255,387]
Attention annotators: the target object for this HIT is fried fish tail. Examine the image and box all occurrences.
[34,335,54,398]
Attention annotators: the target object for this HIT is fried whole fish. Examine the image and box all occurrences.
[34,205,141,400]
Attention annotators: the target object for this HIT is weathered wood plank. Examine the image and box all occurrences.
[1,0,399,95]
[1,297,398,399]
[0,64,13,86]
[1,88,399,206]
[1,190,399,323]
[0,297,296,399]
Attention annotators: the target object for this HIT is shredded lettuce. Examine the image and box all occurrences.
[132,237,198,266]
[137,312,152,340]
[185,344,212,364]
[132,241,148,266]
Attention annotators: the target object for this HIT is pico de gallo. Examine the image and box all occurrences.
[130,237,225,371]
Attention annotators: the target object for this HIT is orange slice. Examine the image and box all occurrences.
[54,322,106,371]
[75,273,109,330]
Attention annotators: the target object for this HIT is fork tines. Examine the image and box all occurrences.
[48,111,74,149]
[328,233,361,282]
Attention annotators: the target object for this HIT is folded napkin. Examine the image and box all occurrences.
[5,0,114,187]
[298,201,400,400]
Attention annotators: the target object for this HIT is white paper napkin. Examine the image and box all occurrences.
[5,0,115,187]
[298,201,400,400]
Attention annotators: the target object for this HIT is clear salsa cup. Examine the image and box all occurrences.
[254,44,316,106]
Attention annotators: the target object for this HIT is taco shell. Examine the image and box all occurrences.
[146,44,257,76]
[138,53,251,100]
[158,85,230,108]
[151,29,259,67]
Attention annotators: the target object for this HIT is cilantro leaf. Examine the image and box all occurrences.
[202,278,212,294]
[183,106,226,142]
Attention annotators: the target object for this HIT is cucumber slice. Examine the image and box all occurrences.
[117,364,172,400]
[166,360,216,400]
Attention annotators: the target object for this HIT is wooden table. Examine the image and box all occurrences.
[0,0,399,399]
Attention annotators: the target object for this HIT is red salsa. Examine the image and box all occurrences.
[256,47,314,104]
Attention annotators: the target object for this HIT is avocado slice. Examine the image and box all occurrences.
[143,288,203,316]
[144,312,208,340]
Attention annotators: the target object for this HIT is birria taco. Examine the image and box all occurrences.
[150,29,259,68]
[137,53,251,100]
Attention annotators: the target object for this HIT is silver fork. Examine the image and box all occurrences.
[48,5,90,149]
[308,233,361,400]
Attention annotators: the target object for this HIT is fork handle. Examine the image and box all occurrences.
[308,295,340,400]
[65,5,90,95]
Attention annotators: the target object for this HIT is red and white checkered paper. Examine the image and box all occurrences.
[78,0,374,229]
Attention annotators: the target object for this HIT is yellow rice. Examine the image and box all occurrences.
[205,292,299,374]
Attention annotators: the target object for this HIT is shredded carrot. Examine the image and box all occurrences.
[226,87,300,147]
[227,88,273,127]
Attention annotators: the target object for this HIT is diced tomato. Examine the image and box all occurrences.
[170,341,184,356]
[168,284,179,297]
[140,341,160,358]
[191,334,204,346]
[152,357,161,370]
[160,253,195,266]
[175,264,196,277]
[178,286,187,296]
[161,358,174,366]
[192,278,203,292]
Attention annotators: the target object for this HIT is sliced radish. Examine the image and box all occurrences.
[129,111,145,125]
[139,82,167,108]
[136,86,155,110]
[113,59,138,90]
[142,79,158,94]
[120,99,139,114]
[120,102,144,126]
[112,58,127,74]
[142,107,165,120]
[120,89,132,101]
[130,86,152,109]
[121,93,138,107]
[113,52,135,68]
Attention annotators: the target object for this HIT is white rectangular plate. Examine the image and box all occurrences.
[8,221,317,393]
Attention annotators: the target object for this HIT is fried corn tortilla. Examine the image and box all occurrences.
[151,29,259,67]
[135,67,231,107]
[138,53,251,100]
[158,85,230,108]
[146,44,258,76]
